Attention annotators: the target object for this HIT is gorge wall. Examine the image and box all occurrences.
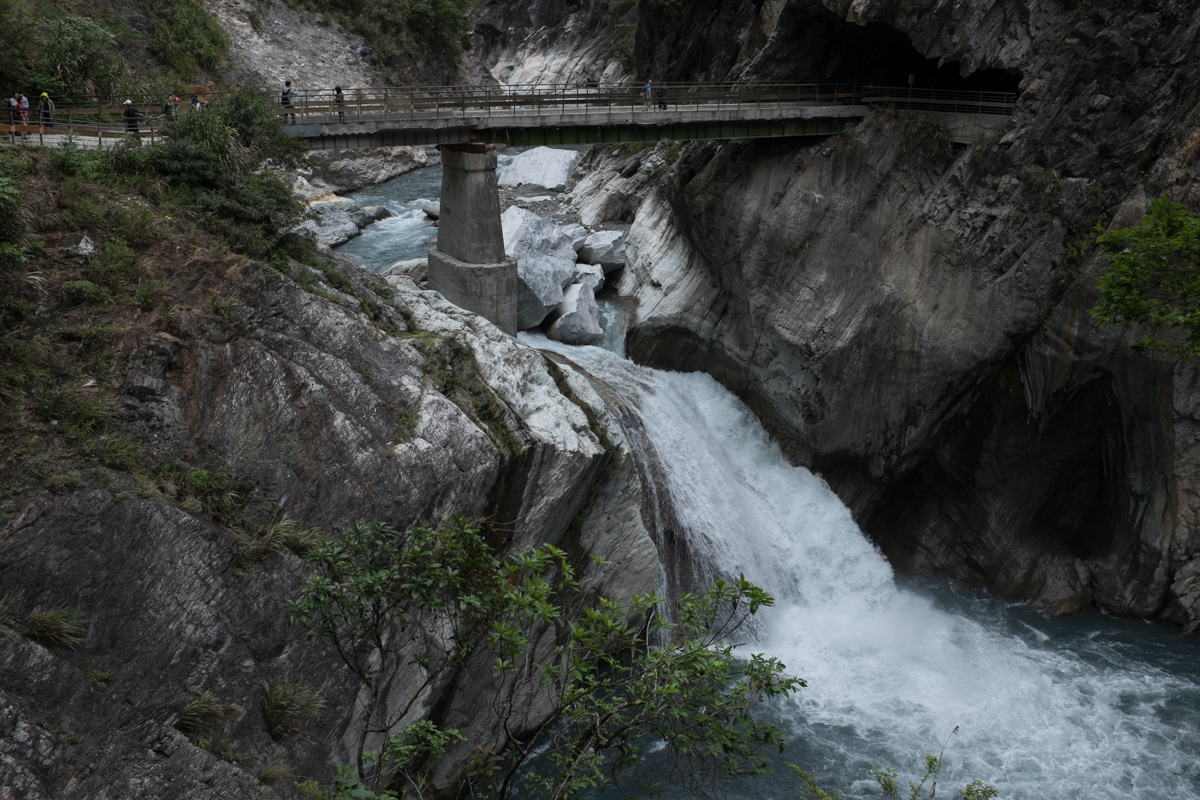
[550,0,1200,626]
[0,245,659,797]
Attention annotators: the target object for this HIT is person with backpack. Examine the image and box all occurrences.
[38,92,54,126]
[643,79,652,111]
[281,80,296,123]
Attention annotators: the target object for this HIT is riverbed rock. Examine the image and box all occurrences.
[420,200,440,220]
[383,257,428,282]
[306,146,433,193]
[574,263,605,292]
[501,206,579,329]
[361,205,391,223]
[560,222,588,251]
[578,230,626,272]
[499,146,582,192]
[547,283,604,346]
[298,196,368,246]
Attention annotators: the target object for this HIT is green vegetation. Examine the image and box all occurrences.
[290,516,801,799]
[261,679,327,739]
[0,0,229,95]
[1093,195,1200,357]
[0,88,310,504]
[145,0,230,78]
[281,0,474,81]
[178,689,243,736]
[25,603,88,648]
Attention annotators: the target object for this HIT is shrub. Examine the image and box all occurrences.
[261,679,326,738]
[146,0,230,78]
[178,690,243,736]
[25,603,87,648]
[31,15,128,99]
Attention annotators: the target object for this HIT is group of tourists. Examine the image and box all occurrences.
[280,80,347,124]
[7,91,55,132]
[642,79,667,111]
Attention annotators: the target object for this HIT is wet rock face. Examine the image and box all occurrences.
[588,0,1200,623]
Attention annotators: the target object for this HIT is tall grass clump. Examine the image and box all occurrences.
[25,603,88,648]
[261,679,326,739]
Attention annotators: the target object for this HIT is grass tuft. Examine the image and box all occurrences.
[261,679,326,739]
[178,690,243,736]
[25,603,88,649]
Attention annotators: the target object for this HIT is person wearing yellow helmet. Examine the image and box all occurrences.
[38,92,54,127]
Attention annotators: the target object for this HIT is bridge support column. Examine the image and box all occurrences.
[427,143,517,334]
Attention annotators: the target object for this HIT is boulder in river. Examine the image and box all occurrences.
[578,230,626,273]
[574,264,605,293]
[547,283,604,346]
[502,206,578,330]
[560,222,588,252]
[499,146,582,192]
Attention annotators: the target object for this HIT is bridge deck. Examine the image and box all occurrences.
[0,83,1015,149]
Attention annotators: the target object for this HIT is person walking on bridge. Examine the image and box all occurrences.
[123,99,141,135]
[643,79,652,111]
[39,92,55,126]
[281,80,297,124]
[334,85,345,123]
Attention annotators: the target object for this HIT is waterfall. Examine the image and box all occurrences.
[527,329,1200,800]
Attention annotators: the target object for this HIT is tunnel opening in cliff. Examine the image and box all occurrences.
[742,3,1023,95]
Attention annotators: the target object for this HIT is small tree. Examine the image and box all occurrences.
[1093,195,1200,357]
[290,517,801,799]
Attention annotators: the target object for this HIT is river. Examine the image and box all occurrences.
[337,158,1200,800]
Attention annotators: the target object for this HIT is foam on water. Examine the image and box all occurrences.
[529,332,1200,800]
[330,154,1200,798]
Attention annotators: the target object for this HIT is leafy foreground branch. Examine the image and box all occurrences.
[289,516,802,799]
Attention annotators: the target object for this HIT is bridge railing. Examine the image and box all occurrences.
[2,83,1016,146]
[275,83,1015,125]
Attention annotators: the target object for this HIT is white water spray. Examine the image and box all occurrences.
[530,332,1200,800]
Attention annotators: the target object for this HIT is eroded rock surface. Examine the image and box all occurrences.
[0,250,657,796]
[564,0,1200,626]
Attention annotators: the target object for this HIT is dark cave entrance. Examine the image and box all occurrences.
[747,4,1023,95]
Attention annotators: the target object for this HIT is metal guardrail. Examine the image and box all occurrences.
[2,83,1016,146]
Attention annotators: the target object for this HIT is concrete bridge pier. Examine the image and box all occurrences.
[427,143,517,334]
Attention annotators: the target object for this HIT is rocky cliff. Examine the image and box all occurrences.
[0,243,658,797]
[559,0,1200,628]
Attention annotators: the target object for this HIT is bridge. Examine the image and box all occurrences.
[7,83,1014,334]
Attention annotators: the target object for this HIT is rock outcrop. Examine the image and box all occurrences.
[306,146,433,194]
[547,283,604,346]
[0,248,657,796]
[499,146,582,193]
[563,0,1200,627]
[502,206,580,329]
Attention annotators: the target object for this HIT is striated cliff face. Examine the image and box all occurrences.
[564,0,1200,626]
[0,250,658,797]
[470,0,639,85]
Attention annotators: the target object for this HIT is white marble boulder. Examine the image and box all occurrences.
[502,206,579,330]
[499,146,582,192]
[574,264,605,293]
[560,222,588,252]
[299,197,369,246]
[578,230,626,273]
[547,283,603,346]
